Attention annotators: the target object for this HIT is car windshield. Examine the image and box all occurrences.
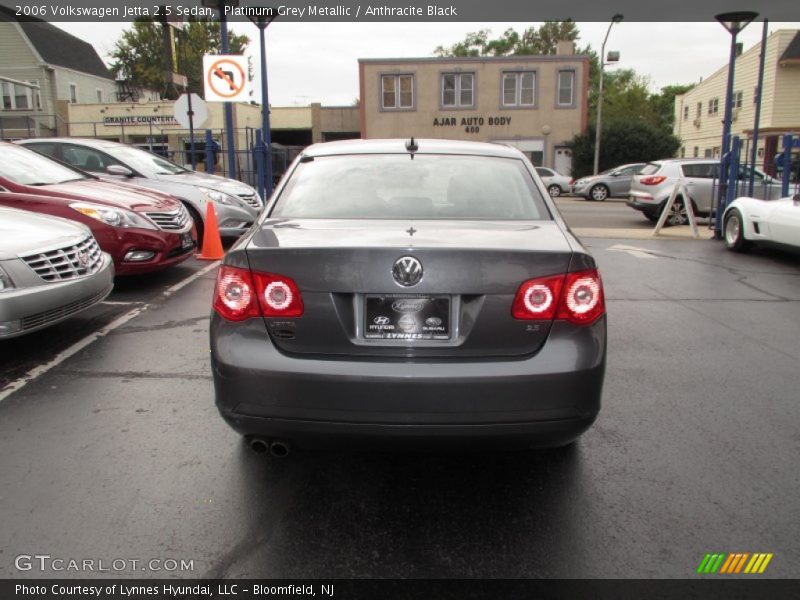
[271,154,550,220]
[105,145,188,176]
[1,144,87,185]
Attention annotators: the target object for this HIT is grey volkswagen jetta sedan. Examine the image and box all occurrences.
[210,139,606,454]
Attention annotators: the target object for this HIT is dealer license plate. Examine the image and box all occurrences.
[365,295,450,340]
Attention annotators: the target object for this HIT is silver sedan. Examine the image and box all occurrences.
[0,203,114,339]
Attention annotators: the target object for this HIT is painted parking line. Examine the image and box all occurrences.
[608,244,659,259]
[0,261,219,405]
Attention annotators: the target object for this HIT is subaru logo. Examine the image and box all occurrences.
[392,256,423,287]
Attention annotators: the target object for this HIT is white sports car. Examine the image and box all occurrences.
[723,194,800,252]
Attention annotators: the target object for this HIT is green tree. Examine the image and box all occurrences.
[110,18,249,98]
[434,21,582,57]
[650,83,695,131]
[568,121,681,178]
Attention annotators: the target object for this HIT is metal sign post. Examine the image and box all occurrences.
[652,179,699,238]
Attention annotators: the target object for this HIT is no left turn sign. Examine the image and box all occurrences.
[203,54,249,102]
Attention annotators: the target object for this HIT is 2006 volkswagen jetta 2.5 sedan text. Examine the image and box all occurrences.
[210,139,606,454]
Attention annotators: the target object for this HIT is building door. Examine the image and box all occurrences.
[554,147,572,176]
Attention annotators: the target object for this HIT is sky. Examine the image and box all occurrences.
[57,21,800,106]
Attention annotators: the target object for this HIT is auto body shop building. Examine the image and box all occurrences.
[358,42,589,175]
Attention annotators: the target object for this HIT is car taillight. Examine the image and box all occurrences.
[214,266,303,321]
[512,274,564,320]
[639,176,666,185]
[512,269,604,326]
[556,269,605,325]
[252,272,304,317]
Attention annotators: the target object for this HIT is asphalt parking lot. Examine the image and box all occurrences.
[1,204,799,579]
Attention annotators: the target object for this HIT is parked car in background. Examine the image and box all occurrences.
[535,167,572,198]
[571,163,645,201]
[18,138,262,244]
[627,159,782,226]
[0,143,195,275]
[211,139,606,454]
[723,193,800,253]
[0,204,113,339]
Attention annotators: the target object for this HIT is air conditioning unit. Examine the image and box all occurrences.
[693,118,701,127]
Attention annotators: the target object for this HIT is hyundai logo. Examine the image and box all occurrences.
[392,256,423,287]
[373,316,390,325]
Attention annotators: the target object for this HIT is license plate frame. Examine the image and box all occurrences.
[364,295,451,341]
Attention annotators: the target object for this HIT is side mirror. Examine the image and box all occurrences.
[106,164,133,177]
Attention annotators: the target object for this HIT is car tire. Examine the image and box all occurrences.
[184,203,204,247]
[662,197,689,227]
[547,184,562,198]
[644,212,660,222]
[724,208,751,252]
[590,184,609,201]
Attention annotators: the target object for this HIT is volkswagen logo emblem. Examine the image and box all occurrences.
[392,256,423,287]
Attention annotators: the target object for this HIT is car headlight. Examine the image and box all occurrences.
[199,187,242,207]
[0,265,14,292]
[70,202,156,230]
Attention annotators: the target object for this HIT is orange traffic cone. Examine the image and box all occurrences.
[196,202,225,261]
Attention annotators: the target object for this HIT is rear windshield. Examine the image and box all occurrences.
[270,154,550,220]
[639,163,662,176]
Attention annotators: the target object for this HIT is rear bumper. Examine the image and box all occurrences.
[210,315,606,447]
[626,192,661,216]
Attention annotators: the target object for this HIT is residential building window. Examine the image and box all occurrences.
[29,80,41,109]
[1,81,35,110]
[713,146,720,158]
[753,86,759,104]
[441,72,474,108]
[381,74,414,110]
[680,147,686,158]
[96,89,103,102]
[704,148,713,158]
[502,71,535,107]
[556,70,575,106]
[696,102,702,117]
[734,91,743,108]
[69,83,78,104]
[14,84,30,109]
[708,97,719,115]
[683,105,689,120]
[1,82,12,110]
[693,147,699,157]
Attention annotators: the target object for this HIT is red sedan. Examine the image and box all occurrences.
[0,143,196,275]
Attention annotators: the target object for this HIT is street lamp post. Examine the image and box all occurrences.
[248,8,278,200]
[593,14,623,176]
[714,11,758,237]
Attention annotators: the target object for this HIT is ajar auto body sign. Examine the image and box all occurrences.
[433,116,512,134]
[103,115,179,126]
